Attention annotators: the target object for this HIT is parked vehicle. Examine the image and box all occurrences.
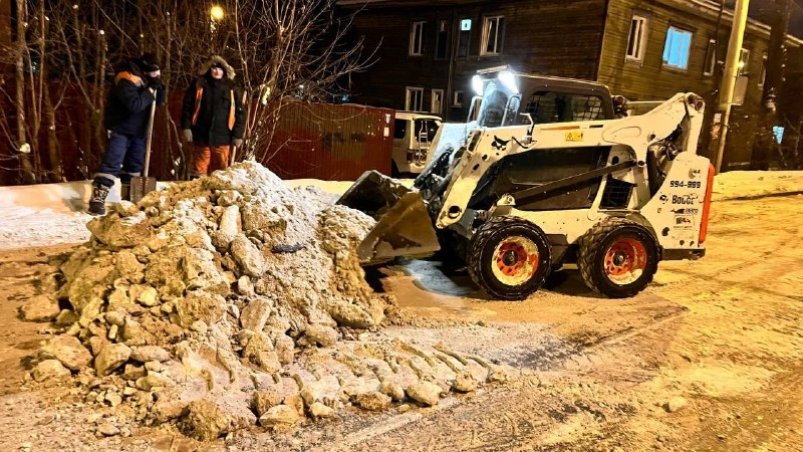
[392,112,442,175]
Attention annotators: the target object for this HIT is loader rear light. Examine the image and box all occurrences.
[699,163,715,245]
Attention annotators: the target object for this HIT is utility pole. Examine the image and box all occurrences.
[712,0,751,174]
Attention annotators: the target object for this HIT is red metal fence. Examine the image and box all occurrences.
[0,84,395,185]
[263,101,394,180]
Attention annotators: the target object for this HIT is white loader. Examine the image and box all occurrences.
[339,69,714,300]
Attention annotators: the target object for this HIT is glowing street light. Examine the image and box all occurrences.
[210,5,224,21]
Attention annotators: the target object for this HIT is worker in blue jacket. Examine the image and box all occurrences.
[89,54,165,215]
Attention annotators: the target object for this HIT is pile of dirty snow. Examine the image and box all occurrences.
[21,162,506,441]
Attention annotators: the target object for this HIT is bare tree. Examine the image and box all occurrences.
[0,0,373,185]
[185,0,376,163]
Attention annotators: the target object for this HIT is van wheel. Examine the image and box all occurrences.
[577,217,659,298]
[391,161,400,178]
[467,217,552,300]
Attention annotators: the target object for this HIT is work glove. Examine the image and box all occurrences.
[182,129,193,143]
[147,75,163,90]
[232,138,243,147]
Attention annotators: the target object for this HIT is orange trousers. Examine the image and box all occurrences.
[191,144,230,177]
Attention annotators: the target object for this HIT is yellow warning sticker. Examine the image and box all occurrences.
[565,131,584,142]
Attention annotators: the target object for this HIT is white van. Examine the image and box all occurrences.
[392,112,442,175]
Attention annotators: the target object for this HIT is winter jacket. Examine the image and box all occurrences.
[104,60,165,137]
[181,56,245,146]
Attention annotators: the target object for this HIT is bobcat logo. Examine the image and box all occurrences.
[492,136,510,151]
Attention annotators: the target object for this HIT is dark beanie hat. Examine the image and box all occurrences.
[137,53,160,72]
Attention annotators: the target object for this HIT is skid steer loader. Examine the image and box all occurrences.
[338,69,714,300]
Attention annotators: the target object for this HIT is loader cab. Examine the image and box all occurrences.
[469,69,615,128]
[392,112,442,176]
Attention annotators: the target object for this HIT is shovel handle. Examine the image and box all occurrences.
[142,90,158,178]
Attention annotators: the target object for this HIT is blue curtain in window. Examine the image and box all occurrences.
[663,27,691,69]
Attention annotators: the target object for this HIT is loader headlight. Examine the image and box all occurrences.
[498,70,519,94]
[472,75,485,96]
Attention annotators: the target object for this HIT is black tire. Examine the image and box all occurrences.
[467,217,552,300]
[391,161,401,178]
[577,217,659,298]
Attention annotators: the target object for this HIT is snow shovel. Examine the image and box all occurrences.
[130,93,158,203]
[229,143,238,167]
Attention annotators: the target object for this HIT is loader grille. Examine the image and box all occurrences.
[600,176,634,208]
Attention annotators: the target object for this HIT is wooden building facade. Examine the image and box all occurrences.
[341,0,803,170]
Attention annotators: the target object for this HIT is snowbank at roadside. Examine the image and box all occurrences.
[0,179,358,251]
[712,171,803,201]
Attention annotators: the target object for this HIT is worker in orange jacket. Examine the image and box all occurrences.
[181,56,245,178]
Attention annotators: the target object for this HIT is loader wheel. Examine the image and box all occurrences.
[578,218,658,298]
[467,217,552,300]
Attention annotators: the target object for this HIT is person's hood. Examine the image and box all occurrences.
[199,55,236,80]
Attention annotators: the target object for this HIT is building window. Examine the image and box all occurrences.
[759,53,767,87]
[738,48,750,76]
[405,87,424,111]
[435,20,449,60]
[481,16,504,56]
[662,26,693,70]
[431,89,444,114]
[625,15,648,61]
[457,18,471,57]
[704,39,717,76]
[409,21,425,56]
[453,90,465,107]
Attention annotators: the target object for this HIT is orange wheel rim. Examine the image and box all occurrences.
[603,237,647,285]
[492,236,539,286]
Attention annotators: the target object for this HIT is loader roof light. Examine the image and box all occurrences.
[472,75,485,96]
[498,70,519,94]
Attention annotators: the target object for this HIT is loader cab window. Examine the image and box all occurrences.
[477,80,520,128]
[414,119,440,142]
[524,92,605,124]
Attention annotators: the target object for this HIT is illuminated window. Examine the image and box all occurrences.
[662,26,693,70]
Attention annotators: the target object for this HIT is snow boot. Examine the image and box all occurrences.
[88,184,110,216]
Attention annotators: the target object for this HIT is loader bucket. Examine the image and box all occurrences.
[337,171,440,265]
[337,170,412,218]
